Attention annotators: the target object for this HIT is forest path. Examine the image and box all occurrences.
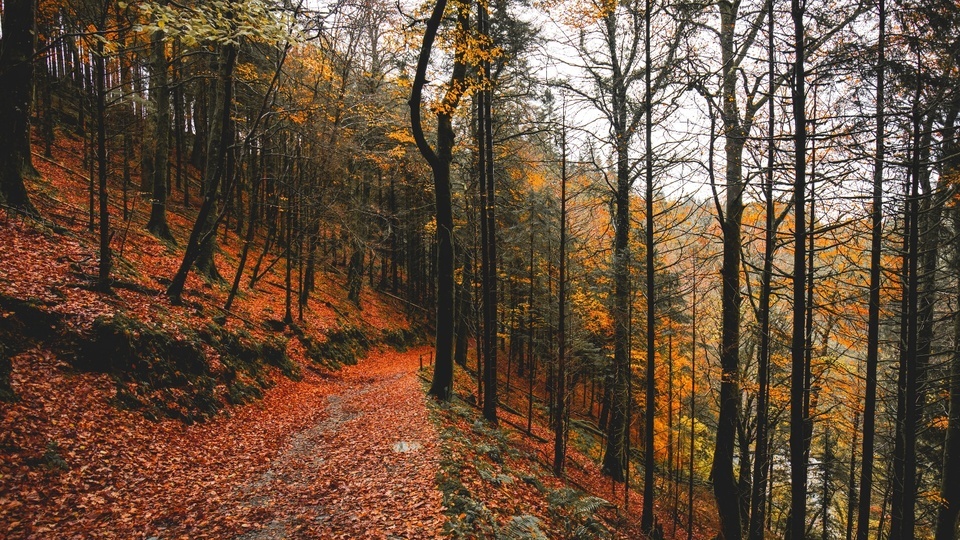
[230,345,445,539]
[0,345,444,539]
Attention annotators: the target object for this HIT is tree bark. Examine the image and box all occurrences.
[641,0,657,525]
[554,114,568,477]
[747,7,776,537]
[0,0,38,215]
[95,38,111,291]
[167,40,238,302]
[855,0,884,536]
[789,0,809,532]
[478,0,498,423]
[935,109,960,540]
[409,0,467,401]
[146,28,173,241]
[712,2,747,535]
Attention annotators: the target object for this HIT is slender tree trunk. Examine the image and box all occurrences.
[225,146,260,311]
[847,410,860,540]
[641,0,657,523]
[147,28,173,241]
[935,110,960,540]
[890,69,925,540]
[936,207,960,540]
[194,52,232,281]
[747,7,776,536]
[284,172,294,325]
[95,38,111,291]
[454,246,472,367]
[789,0,809,532]
[689,268,698,540]
[478,0,498,423]
[670,335,678,537]
[554,115,568,477]
[167,41,238,302]
[713,62,744,534]
[173,39,185,198]
[856,1,885,536]
[822,427,834,540]
[409,0,467,400]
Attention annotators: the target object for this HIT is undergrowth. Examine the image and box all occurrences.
[425,376,612,539]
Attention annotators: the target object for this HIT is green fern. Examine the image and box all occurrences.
[504,515,549,540]
[547,488,612,539]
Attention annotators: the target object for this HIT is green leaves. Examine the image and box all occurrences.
[138,0,299,49]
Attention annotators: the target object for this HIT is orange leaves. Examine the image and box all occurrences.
[0,344,444,538]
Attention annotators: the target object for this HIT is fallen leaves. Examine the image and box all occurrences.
[0,346,445,539]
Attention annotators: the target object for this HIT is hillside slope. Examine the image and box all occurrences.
[0,129,423,534]
[0,130,717,539]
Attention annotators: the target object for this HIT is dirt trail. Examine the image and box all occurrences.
[232,347,445,539]
[0,345,444,539]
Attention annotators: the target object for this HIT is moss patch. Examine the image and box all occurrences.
[299,325,369,369]
[77,313,299,423]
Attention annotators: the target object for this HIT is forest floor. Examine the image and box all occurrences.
[1,343,444,539]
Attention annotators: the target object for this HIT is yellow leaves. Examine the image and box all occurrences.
[388,129,416,146]
[931,415,950,431]
[289,111,309,126]
[424,217,437,236]
[526,170,548,191]
[571,288,612,336]
[234,62,259,83]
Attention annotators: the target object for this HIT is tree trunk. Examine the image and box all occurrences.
[554,115,568,477]
[347,243,364,305]
[454,246,472,368]
[747,7,776,536]
[688,268,698,540]
[409,0,467,401]
[0,0,38,215]
[714,81,744,539]
[935,108,960,540]
[146,28,173,241]
[789,0,809,532]
[167,41,238,302]
[641,0,657,525]
[478,0,498,424]
[225,145,260,312]
[889,78,926,540]
[855,1,885,537]
[95,38,111,291]
[194,71,230,282]
[847,411,859,540]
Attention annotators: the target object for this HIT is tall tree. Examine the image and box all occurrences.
[0,0,38,215]
[146,23,174,241]
[409,0,469,400]
[789,0,810,534]
[889,54,929,540]
[747,3,777,536]
[708,0,767,532]
[855,1,885,537]
[640,0,657,526]
[554,108,568,476]
[93,18,110,291]
[478,0,498,422]
[936,102,960,540]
